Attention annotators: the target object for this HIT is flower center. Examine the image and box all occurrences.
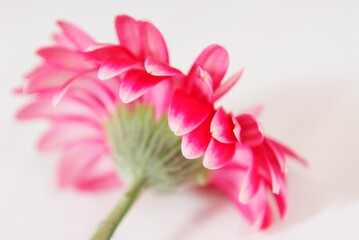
[104,104,207,192]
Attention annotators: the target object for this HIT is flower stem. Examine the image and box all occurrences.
[91,178,145,240]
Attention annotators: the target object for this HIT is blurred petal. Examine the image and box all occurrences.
[239,166,260,204]
[214,69,244,100]
[268,138,308,165]
[139,21,169,63]
[115,15,142,58]
[57,20,95,50]
[37,47,95,70]
[38,121,102,151]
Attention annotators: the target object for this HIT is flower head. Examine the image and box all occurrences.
[17,14,305,235]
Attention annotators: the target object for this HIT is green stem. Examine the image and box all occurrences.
[91,178,145,240]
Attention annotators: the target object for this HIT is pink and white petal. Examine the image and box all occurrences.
[232,115,242,142]
[57,20,96,50]
[115,15,142,58]
[181,117,212,159]
[214,69,244,100]
[239,165,261,204]
[203,138,235,170]
[144,56,182,76]
[273,178,288,219]
[37,47,95,70]
[255,202,273,230]
[263,153,282,194]
[247,183,272,230]
[210,107,237,143]
[187,67,214,105]
[119,69,165,103]
[139,21,169,63]
[98,57,141,80]
[262,139,287,173]
[189,44,229,90]
[168,90,211,136]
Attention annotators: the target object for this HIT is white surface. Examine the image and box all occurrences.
[1,0,359,239]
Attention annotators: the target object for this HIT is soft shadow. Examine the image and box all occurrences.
[254,76,359,233]
[169,188,229,240]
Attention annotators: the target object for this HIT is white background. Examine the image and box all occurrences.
[1,0,359,239]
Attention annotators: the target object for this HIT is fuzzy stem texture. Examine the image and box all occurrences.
[91,178,145,240]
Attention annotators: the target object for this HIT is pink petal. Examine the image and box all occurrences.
[239,166,260,204]
[75,170,121,191]
[214,69,244,100]
[243,105,264,118]
[58,140,104,187]
[53,33,77,50]
[16,95,100,122]
[255,202,273,230]
[57,20,95,50]
[37,47,95,70]
[260,148,282,194]
[262,139,287,173]
[52,74,116,112]
[139,21,169,63]
[203,138,235,170]
[273,178,288,219]
[181,116,212,159]
[23,65,76,93]
[189,44,229,90]
[188,67,214,105]
[235,114,264,147]
[52,71,87,106]
[210,108,236,143]
[98,57,141,80]
[119,69,165,103]
[85,45,135,62]
[58,140,120,190]
[268,138,308,165]
[144,56,182,76]
[115,15,142,58]
[37,121,102,151]
[168,90,212,136]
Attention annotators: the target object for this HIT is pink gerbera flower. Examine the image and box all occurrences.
[17,15,305,239]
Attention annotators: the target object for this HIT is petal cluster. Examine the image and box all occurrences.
[17,15,305,229]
